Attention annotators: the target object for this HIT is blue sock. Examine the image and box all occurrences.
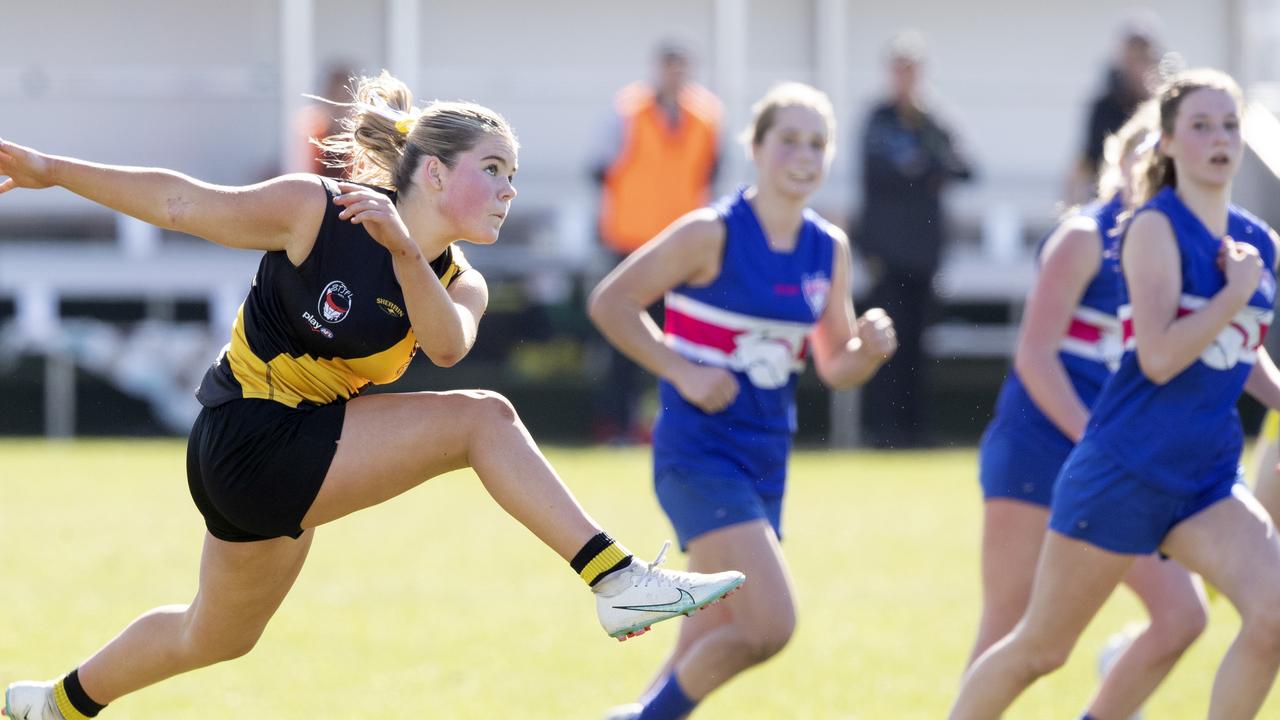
[1081,715,1099,720]
[638,673,696,720]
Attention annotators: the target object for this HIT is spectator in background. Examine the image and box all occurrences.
[855,30,974,449]
[295,65,355,177]
[590,39,722,444]
[1063,17,1162,204]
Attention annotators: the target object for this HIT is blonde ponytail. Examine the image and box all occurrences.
[311,70,517,191]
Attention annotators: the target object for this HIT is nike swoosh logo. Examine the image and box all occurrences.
[612,587,696,612]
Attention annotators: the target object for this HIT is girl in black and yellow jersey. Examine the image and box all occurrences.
[0,71,744,720]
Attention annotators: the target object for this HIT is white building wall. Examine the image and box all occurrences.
[0,0,1241,241]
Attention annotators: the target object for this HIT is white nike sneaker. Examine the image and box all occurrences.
[593,541,745,641]
[602,702,643,720]
[3,681,64,720]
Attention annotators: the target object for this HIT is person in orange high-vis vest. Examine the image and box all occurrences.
[597,58,721,252]
[591,41,722,443]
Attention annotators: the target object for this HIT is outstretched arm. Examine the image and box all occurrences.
[0,138,324,260]
[808,231,897,390]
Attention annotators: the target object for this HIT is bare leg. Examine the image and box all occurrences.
[966,499,1049,667]
[949,531,1133,720]
[1084,555,1206,719]
[303,390,603,560]
[654,521,797,701]
[35,389,622,710]
[1161,488,1280,720]
[76,531,313,703]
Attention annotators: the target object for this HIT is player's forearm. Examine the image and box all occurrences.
[1014,348,1088,441]
[818,339,886,390]
[393,252,471,367]
[1136,291,1249,384]
[590,299,688,382]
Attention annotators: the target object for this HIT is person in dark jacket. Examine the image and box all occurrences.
[856,30,973,448]
[1064,17,1161,204]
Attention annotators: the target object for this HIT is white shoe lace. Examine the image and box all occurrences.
[632,541,675,588]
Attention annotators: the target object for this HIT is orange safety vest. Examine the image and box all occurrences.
[599,82,721,254]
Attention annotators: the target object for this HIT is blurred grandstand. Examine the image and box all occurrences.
[2,0,1279,441]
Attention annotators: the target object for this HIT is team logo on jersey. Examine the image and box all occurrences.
[732,331,797,390]
[302,311,335,339]
[318,280,353,324]
[377,297,405,318]
[1199,305,1272,371]
[801,273,830,318]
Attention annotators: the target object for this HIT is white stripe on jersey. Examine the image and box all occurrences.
[666,292,814,334]
[1118,293,1273,368]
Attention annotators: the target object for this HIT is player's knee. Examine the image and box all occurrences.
[1240,600,1280,655]
[741,613,796,664]
[1020,638,1072,678]
[1152,600,1207,655]
[465,389,519,426]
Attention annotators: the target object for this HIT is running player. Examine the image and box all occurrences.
[968,101,1205,720]
[951,68,1280,720]
[591,82,896,720]
[0,70,745,720]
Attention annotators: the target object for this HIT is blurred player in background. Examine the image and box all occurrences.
[967,101,1205,720]
[591,82,896,720]
[951,69,1280,720]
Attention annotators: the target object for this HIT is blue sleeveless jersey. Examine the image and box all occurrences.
[1083,187,1277,495]
[986,195,1125,450]
[653,188,836,495]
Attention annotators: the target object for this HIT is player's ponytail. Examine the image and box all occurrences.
[1131,138,1176,210]
[1097,100,1158,202]
[311,70,517,191]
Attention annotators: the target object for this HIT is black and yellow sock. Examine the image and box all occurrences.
[571,532,632,587]
[53,669,106,719]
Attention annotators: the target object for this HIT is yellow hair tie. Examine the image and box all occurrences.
[395,108,423,135]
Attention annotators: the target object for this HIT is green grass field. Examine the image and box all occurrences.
[1,440,1277,718]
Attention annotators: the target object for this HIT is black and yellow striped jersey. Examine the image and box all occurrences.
[196,177,468,409]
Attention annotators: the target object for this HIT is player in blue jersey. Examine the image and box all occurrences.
[966,102,1206,720]
[0,70,746,720]
[590,83,897,720]
[951,68,1280,720]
